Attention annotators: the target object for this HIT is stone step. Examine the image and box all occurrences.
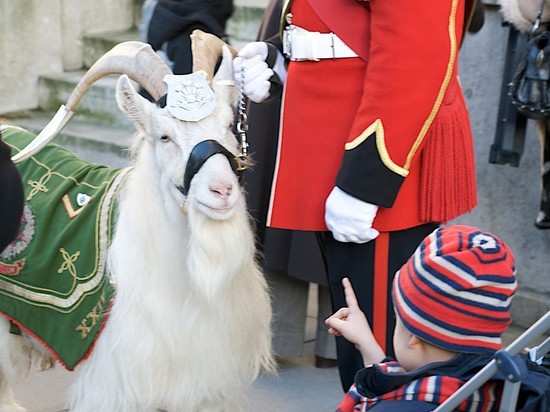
[37,3,267,126]
[38,70,133,129]
[82,3,266,68]
[17,2,268,168]
[6,111,132,168]
[83,30,140,69]
[226,2,267,44]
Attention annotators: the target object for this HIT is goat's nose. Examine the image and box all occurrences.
[210,183,233,199]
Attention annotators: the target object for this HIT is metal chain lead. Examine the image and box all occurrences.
[235,66,251,172]
[532,0,547,34]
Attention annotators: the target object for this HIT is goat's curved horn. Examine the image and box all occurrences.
[12,41,172,163]
[67,41,171,110]
[191,30,237,82]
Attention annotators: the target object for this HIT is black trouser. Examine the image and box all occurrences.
[317,222,438,392]
[536,119,550,229]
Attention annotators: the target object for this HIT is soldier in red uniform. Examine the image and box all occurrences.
[234,0,478,391]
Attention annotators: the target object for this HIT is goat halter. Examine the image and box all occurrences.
[179,140,239,197]
[161,73,216,122]
[235,65,252,172]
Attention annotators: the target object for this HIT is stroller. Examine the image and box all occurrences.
[434,311,550,412]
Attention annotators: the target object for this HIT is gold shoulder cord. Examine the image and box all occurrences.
[403,0,459,171]
[280,0,293,36]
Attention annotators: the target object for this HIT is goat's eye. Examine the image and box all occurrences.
[160,134,171,143]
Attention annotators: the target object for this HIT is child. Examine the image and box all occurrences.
[326,225,519,411]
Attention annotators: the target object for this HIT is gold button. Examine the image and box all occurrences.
[285,13,293,25]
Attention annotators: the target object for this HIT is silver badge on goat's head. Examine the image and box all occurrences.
[163,72,216,122]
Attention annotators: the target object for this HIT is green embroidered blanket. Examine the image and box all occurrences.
[0,121,130,370]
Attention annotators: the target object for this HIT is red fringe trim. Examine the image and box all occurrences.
[0,299,113,372]
[419,98,477,223]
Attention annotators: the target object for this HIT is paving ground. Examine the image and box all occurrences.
[11,342,344,412]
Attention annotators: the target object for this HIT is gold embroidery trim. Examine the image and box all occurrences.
[76,291,106,339]
[62,194,91,219]
[404,0,459,170]
[27,169,52,200]
[0,259,25,276]
[344,119,409,177]
[57,248,81,279]
[280,0,292,36]
[344,0,459,175]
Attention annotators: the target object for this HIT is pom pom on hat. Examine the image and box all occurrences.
[393,225,517,354]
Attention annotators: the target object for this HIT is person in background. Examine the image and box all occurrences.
[468,0,485,33]
[0,129,24,252]
[243,0,337,368]
[234,0,480,391]
[139,0,233,75]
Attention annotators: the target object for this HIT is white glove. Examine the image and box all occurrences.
[325,187,380,244]
[233,42,274,103]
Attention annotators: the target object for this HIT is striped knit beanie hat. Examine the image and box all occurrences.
[393,225,518,354]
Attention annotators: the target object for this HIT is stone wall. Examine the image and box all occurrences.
[0,0,134,114]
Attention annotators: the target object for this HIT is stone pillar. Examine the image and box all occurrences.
[0,0,134,114]
[0,0,63,113]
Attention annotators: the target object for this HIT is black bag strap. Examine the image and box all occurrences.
[490,25,528,167]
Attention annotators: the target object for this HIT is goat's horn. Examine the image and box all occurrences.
[12,41,172,163]
[67,41,171,110]
[190,30,237,82]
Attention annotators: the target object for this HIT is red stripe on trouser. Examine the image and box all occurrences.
[373,232,390,351]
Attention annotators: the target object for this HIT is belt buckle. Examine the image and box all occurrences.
[283,25,293,59]
[330,32,336,59]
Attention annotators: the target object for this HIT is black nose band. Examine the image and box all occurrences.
[180,140,239,196]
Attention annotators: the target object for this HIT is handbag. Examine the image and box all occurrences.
[509,0,550,119]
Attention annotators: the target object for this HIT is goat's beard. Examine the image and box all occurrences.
[185,197,257,303]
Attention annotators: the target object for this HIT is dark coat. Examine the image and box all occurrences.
[243,0,327,284]
[348,353,550,412]
[143,0,233,74]
[0,133,24,253]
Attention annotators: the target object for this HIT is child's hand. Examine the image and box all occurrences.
[325,278,372,345]
[325,278,385,366]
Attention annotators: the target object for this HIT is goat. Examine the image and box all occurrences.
[0,31,274,411]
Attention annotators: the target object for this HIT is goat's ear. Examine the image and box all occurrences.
[115,74,151,133]
[212,46,238,110]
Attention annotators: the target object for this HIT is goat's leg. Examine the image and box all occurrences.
[67,343,147,412]
[536,119,550,229]
[0,318,27,412]
[0,370,26,412]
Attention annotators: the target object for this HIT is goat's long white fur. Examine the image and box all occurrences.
[0,45,274,412]
[500,0,550,33]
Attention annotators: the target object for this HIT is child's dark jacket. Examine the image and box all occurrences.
[336,353,549,412]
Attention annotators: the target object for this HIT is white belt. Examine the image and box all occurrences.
[283,25,359,61]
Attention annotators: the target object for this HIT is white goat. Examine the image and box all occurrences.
[0,32,274,412]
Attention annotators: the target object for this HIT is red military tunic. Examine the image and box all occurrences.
[267,0,477,232]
